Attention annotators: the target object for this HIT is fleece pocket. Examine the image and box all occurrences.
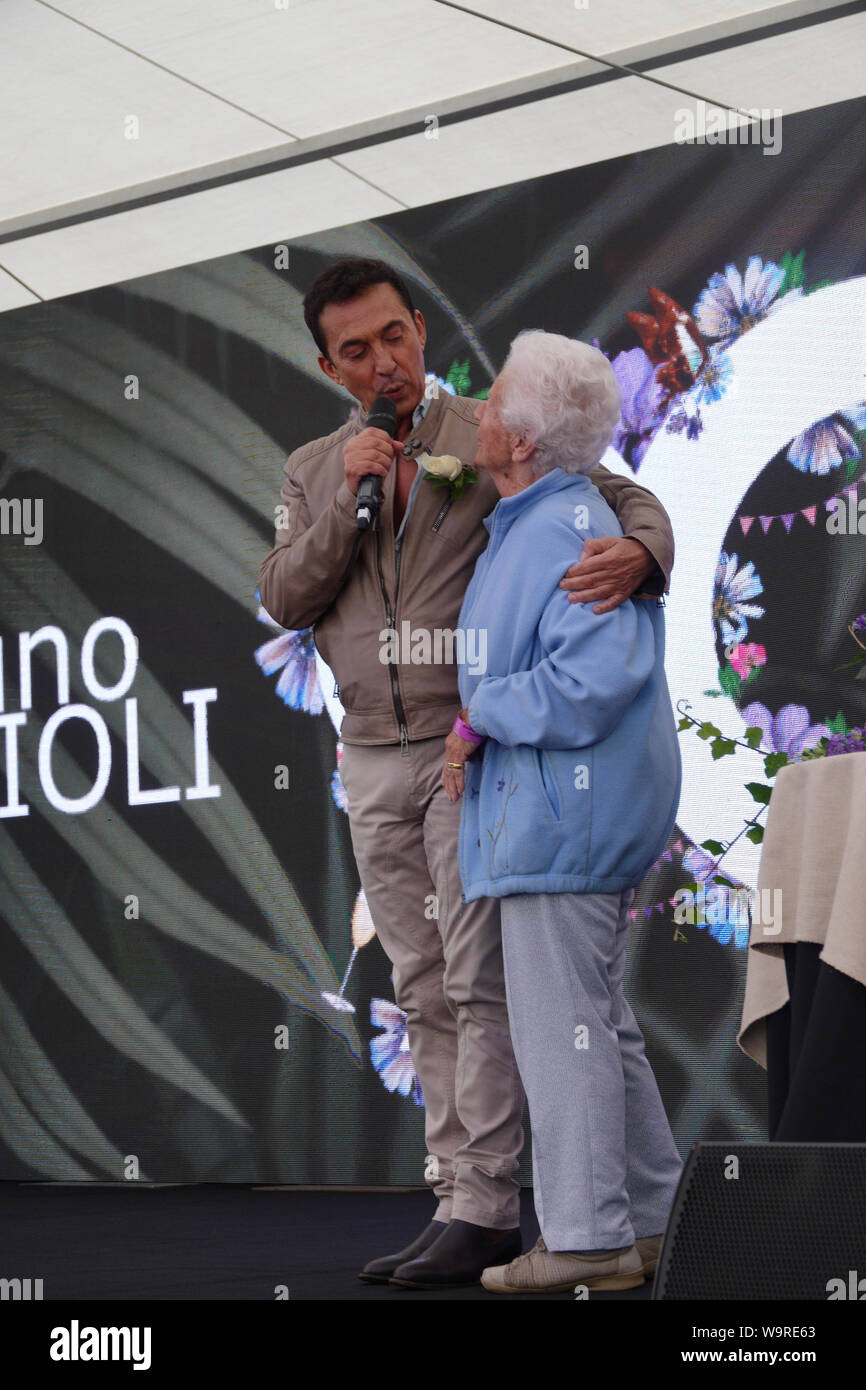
[533,747,561,820]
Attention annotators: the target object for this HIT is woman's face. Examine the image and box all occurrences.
[473,377,513,472]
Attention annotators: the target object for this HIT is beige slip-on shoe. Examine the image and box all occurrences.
[481,1235,645,1294]
[635,1234,664,1276]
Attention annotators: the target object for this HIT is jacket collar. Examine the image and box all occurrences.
[483,467,590,533]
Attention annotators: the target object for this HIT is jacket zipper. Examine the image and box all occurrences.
[375,525,409,754]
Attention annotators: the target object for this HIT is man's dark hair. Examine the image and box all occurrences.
[303,257,416,360]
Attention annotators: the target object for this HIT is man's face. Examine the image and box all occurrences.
[317,283,428,422]
[473,376,516,471]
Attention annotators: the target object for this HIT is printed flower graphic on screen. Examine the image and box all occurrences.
[254,605,323,713]
[681,846,751,949]
[331,741,348,812]
[713,552,765,645]
[682,845,719,885]
[693,347,734,405]
[728,643,766,680]
[826,727,866,756]
[370,999,423,1106]
[786,404,866,474]
[665,398,703,441]
[693,256,803,349]
[609,347,668,468]
[702,892,751,949]
[740,702,831,760]
[321,891,377,1015]
[609,295,734,460]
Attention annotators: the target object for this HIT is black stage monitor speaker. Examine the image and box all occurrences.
[653,1143,866,1300]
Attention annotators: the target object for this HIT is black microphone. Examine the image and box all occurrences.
[356,395,398,530]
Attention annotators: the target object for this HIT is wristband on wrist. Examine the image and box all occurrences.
[453,714,485,744]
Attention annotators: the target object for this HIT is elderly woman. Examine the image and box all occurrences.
[441,330,683,1294]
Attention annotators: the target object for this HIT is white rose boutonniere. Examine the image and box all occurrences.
[416,452,478,501]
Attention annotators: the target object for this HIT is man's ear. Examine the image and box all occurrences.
[413,309,427,350]
[318,353,342,387]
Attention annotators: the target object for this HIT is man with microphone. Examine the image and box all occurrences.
[258,257,675,1289]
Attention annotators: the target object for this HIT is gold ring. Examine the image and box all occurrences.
[446,762,464,770]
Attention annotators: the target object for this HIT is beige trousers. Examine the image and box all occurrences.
[339,734,525,1228]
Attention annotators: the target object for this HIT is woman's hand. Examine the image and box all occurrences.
[442,708,480,802]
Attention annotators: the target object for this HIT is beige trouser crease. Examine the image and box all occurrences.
[339,733,525,1228]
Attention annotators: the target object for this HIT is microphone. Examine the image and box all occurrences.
[356,395,398,530]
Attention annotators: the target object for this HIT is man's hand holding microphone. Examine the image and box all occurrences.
[346,396,402,530]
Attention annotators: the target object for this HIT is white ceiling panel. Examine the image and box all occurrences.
[339,14,866,208]
[458,0,842,62]
[37,0,568,136]
[0,159,400,301]
[652,9,866,111]
[337,75,717,208]
[0,0,861,304]
[0,0,291,227]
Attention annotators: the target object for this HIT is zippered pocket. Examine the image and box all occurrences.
[430,497,453,532]
[534,747,561,820]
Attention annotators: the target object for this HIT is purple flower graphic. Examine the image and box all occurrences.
[713,552,765,646]
[740,702,832,760]
[826,727,866,756]
[609,347,667,468]
[370,999,423,1106]
[255,606,324,713]
[665,398,703,441]
[694,256,802,349]
[682,845,717,883]
[787,404,866,475]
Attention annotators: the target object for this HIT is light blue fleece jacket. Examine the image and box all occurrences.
[457,466,681,900]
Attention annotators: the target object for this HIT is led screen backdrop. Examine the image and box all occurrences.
[1,94,865,1182]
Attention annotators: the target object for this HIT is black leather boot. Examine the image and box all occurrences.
[359,1219,447,1283]
[389,1218,522,1288]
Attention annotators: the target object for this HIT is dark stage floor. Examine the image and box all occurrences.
[0,1184,653,1301]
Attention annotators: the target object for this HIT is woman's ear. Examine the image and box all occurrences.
[512,433,535,466]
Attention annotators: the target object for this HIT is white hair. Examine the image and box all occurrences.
[495,330,622,476]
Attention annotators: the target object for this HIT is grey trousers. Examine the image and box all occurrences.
[339,734,525,1228]
[499,888,683,1251]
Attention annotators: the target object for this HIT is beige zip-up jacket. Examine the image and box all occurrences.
[258,389,674,746]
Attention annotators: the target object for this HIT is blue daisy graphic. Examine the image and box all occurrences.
[693,256,802,349]
[694,347,734,405]
[713,552,765,646]
[787,403,866,475]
